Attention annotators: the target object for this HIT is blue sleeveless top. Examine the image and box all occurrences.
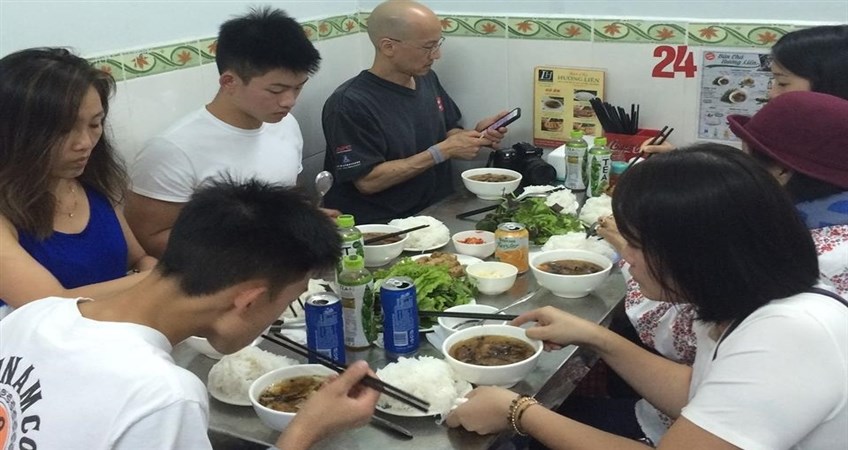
[3,187,128,306]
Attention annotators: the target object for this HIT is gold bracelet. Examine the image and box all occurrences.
[514,398,540,436]
[508,396,538,436]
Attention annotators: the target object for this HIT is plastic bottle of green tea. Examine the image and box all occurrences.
[338,254,375,349]
[585,137,612,197]
[336,214,364,281]
[564,130,587,191]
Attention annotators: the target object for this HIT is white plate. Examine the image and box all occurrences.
[207,383,252,406]
[404,238,450,253]
[375,380,472,417]
[410,253,483,266]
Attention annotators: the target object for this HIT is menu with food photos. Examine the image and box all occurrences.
[698,50,771,142]
[533,66,605,149]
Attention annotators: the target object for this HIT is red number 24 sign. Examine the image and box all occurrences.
[652,45,697,78]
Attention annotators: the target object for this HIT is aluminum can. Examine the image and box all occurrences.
[380,277,420,359]
[304,292,346,364]
[495,222,530,273]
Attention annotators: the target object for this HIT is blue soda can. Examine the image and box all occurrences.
[304,292,346,365]
[380,276,420,359]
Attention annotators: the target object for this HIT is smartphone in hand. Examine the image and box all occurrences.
[487,107,521,131]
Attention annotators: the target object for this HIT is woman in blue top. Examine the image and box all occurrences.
[0,48,156,319]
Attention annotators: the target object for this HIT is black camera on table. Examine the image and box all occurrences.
[486,142,557,187]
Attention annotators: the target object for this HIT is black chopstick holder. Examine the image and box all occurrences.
[261,333,431,413]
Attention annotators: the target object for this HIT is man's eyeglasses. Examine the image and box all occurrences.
[387,36,445,56]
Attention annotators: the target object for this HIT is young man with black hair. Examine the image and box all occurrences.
[0,178,380,449]
[126,7,332,258]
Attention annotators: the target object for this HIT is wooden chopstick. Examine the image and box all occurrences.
[418,310,519,321]
[260,333,431,413]
[626,126,672,171]
[363,224,429,245]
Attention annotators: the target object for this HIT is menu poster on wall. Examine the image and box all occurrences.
[698,51,771,142]
[533,66,605,149]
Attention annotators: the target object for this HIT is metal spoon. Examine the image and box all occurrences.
[586,221,601,237]
[452,288,542,330]
[314,170,333,207]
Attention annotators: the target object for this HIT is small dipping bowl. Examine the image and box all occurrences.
[452,230,496,259]
[466,261,518,295]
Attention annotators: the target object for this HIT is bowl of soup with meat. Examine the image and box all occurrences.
[358,224,409,267]
[461,168,522,200]
[249,364,334,431]
[530,249,613,298]
[442,324,542,387]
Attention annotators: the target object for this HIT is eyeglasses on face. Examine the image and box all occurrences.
[386,36,445,56]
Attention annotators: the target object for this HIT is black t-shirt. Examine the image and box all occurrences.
[322,70,463,224]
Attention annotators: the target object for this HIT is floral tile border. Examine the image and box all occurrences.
[441,16,507,38]
[507,18,592,41]
[91,56,126,81]
[687,23,804,47]
[318,15,360,40]
[593,20,687,44]
[302,20,320,42]
[85,14,810,81]
[198,38,217,65]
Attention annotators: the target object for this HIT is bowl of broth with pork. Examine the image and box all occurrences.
[442,324,542,387]
[358,224,409,267]
[249,364,335,431]
[461,168,522,200]
[530,249,613,298]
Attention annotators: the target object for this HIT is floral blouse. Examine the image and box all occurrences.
[624,224,848,365]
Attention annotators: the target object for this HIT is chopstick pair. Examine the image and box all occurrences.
[626,126,674,170]
[418,310,519,321]
[362,224,429,245]
[260,333,431,413]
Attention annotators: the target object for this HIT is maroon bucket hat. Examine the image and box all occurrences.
[727,91,848,189]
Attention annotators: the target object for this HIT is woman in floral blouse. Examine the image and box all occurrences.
[599,91,848,443]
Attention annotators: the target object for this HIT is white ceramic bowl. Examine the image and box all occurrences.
[437,304,507,337]
[249,364,336,431]
[466,262,518,295]
[183,336,224,359]
[461,168,522,200]
[358,224,409,267]
[530,249,613,298]
[182,335,264,360]
[452,230,496,259]
[442,324,542,387]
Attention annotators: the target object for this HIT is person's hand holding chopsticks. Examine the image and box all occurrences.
[639,137,676,155]
[626,126,675,170]
[276,360,381,450]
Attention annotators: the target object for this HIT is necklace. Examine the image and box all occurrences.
[56,180,79,218]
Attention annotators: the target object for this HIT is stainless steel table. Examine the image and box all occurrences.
[176,191,626,449]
